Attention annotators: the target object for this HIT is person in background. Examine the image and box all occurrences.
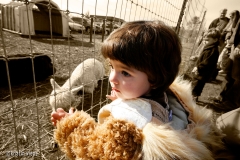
[218,10,240,74]
[209,12,240,160]
[197,8,229,54]
[209,8,229,33]
[216,107,240,159]
[186,9,229,83]
[209,8,229,51]
[209,16,240,112]
[207,9,230,82]
[181,32,207,82]
[191,28,221,101]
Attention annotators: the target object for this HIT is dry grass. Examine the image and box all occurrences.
[0,30,228,159]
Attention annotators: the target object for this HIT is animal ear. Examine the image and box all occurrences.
[71,85,83,95]
[50,78,61,90]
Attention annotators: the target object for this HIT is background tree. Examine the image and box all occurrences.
[84,11,90,19]
[186,16,201,39]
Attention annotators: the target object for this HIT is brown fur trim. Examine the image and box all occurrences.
[169,77,230,159]
[139,77,230,160]
[142,123,213,160]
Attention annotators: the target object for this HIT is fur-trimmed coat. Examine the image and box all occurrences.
[54,78,231,160]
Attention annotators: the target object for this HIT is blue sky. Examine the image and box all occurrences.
[1,0,240,27]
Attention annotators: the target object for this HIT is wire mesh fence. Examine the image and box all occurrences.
[178,0,207,75]
[0,0,207,159]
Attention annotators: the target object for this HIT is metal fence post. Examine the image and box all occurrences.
[101,19,106,42]
[90,17,93,43]
[190,10,207,57]
[175,0,188,35]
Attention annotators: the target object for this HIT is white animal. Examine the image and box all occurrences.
[49,58,105,111]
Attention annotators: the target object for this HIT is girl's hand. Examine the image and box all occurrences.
[106,90,118,101]
[51,107,75,126]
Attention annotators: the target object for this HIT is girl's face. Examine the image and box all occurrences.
[108,59,151,100]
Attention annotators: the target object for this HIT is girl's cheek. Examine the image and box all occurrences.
[109,70,116,82]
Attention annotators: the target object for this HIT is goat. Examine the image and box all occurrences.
[49,58,105,111]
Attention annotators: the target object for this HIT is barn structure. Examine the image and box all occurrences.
[1,0,68,37]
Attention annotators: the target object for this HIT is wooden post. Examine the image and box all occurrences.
[90,17,93,43]
[190,10,207,57]
[175,0,188,35]
[101,19,105,42]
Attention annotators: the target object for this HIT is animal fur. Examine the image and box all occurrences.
[54,77,231,160]
[49,58,105,111]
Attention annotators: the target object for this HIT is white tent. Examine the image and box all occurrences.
[1,0,68,37]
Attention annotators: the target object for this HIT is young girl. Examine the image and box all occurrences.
[51,21,231,160]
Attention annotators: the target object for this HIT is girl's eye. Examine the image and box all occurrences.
[121,71,131,77]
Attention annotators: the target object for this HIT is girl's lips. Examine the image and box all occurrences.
[112,88,120,92]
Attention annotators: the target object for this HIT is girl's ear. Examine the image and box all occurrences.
[50,78,61,90]
[71,85,83,95]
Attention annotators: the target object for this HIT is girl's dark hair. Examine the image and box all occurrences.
[101,20,182,93]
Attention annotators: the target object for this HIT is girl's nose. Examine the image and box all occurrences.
[109,70,118,84]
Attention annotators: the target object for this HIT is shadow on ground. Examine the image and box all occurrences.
[0,75,71,101]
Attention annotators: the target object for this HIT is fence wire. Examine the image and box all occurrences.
[0,0,207,159]
[178,0,207,75]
